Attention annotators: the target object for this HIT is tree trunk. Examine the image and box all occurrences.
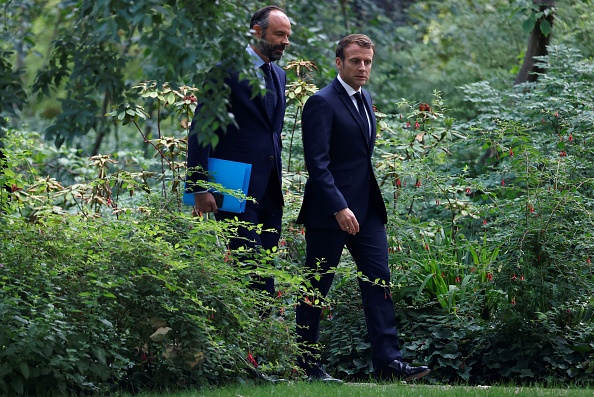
[515,0,556,85]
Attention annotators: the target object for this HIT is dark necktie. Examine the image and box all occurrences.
[353,91,370,137]
[260,63,276,120]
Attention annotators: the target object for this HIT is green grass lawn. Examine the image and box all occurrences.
[129,382,594,397]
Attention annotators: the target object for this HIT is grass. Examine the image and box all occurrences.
[127,382,594,397]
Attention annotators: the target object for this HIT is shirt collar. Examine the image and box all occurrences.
[246,45,266,69]
[337,74,360,97]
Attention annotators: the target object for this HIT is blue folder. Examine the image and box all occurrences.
[183,157,252,213]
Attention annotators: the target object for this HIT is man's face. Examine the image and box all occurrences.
[336,43,374,91]
[255,10,291,62]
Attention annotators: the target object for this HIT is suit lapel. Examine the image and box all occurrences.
[333,79,374,149]
[257,64,283,127]
[361,90,376,147]
[270,64,283,125]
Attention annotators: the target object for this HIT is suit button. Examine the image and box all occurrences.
[269,156,274,161]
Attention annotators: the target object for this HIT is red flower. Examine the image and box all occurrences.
[501,179,505,186]
[183,95,198,103]
[587,257,591,265]
[511,298,516,305]
[509,148,514,156]
[483,219,487,225]
[455,276,461,283]
[486,272,493,281]
[414,121,420,129]
[511,274,517,280]
[419,103,432,112]
[247,352,258,368]
[415,179,422,188]
[465,188,471,194]
[396,178,402,187]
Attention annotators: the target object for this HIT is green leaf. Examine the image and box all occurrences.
[522,14,537,33]
[11,377,23,394]
[94,348,107,365]
[539,19,552,36]
[19,362,29,379]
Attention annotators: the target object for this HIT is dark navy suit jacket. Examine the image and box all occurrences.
[297,77,387,228]
[186,58,286,205]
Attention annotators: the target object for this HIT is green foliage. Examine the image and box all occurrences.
[0,51,27,130]
[0,202,302,395]
[318,264,373,379]
[0,81,310,395]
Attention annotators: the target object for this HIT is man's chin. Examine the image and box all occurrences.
[269,53,283,62]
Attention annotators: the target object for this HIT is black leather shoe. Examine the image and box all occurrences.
[375,359,430,381]
[307,367,343,383]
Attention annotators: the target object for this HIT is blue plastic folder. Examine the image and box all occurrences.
[183,157,252,213]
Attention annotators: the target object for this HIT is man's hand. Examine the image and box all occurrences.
[194,192,219,213]
[335,208,359,235]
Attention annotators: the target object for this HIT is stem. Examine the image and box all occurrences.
[287,106,301,172]
[132,120,173,169]
[157,101,166,198]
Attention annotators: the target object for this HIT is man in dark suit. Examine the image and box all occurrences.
[186,5,291,298]
[295,34,430,382]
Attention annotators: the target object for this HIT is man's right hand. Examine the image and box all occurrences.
[335,208,359,235]
[193,192,219,213]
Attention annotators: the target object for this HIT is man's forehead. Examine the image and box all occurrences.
[344,45,373,56]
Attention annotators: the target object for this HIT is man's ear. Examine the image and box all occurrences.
[253,25,263,39]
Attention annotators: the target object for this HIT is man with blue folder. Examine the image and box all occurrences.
[185,5,291,298]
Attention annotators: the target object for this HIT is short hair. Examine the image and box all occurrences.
[336,34,376,60]
[250,5,286,31]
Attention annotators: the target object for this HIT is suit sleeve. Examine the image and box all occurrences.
[185,112,211,193]
[302,94,348,215]
[185,65,229,194]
